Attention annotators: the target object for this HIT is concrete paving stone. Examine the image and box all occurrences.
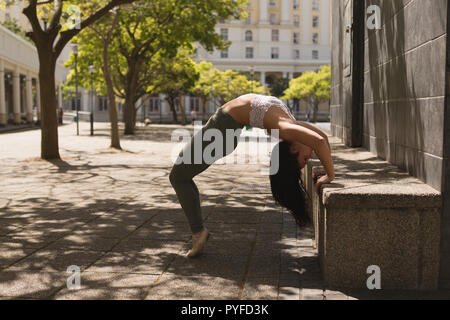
[88,249,178,275]
[241,276,279,300]
[247,255,280,276]
[130,221,192,241]
[0,271,65,299]
[206,211,263,225]
[8,249,105,272]
[324,290,348,300]
[46,235,120,252]
[54,272,159,300]
[112,239,186,254]
[167,253,248,278]
[199,240,253,257]
[140,211,186,224]
[146,274,241,300]
[0,246,36,270]
[204,223,257,242]
[301,288,324,300]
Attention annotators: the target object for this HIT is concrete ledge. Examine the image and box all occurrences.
[304,136,441,290]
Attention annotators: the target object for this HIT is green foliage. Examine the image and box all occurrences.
[282,65,331,104]
[0,18,33,44]
[271,77,290,98]
[149,48,199,98]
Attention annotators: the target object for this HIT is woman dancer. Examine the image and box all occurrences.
[169,94,334,257]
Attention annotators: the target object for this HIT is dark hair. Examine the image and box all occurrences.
[269,140,310,227]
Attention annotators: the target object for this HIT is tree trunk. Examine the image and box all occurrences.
[313,102,319,123]
[38,49,60,160]
[123,64,138,135]
[123,96,135,135]
[102,42,121,150]
[179,95,186,126]
[168,97,178,123]
[201,97,207,121]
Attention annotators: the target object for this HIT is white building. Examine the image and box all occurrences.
[0,1,70,126]
[196,0,331,84]
[0,24,69,126]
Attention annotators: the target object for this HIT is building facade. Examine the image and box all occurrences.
[194,0,332,120]
[0,1,69,126]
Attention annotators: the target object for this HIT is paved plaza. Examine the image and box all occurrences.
[0,121,447,300]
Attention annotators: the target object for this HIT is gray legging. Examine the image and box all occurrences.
[169,108,244,233]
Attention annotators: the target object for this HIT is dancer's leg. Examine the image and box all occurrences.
[169,108,243,234]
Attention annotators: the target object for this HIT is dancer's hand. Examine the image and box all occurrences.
[314,174,332,194]
[313,168,327,180]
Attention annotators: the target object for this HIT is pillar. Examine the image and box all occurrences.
[12,67,20,124]
[0,60,5,126]
[260,71,266,86]
[259,0,269,24]
[281,0,290,25]
[26,71,33,122]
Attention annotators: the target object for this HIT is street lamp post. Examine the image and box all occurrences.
[72,44,79,135]
[88,65,95,136]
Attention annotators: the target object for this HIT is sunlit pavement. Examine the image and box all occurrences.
[2,121,442,300]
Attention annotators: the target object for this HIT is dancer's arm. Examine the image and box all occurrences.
[277,121,334,181]
[264,107,335,183]
[295,121,330,149]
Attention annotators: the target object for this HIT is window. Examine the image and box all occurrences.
[293,0,299,10]
[312,0,319,10]
[294,49,300,60]
[98,97,108,111]
[5,13,10,21]
[269,14,276,25]
[312,50,319,60]
[312,33,319,44]
[293,32,299,44]
[219,19,226,24]
[269,0,276,8]
[271,29,279,42]
[246,47,254,59]
[220,28,228,41]
[148,98,159,113]
[271,47,279,59]
[312,16,319,28]
[220,49,229,58]
[293,15,300,27]
[190,97,200,112]
[245,30,253,41]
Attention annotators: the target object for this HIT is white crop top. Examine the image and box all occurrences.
[249,95,296,129]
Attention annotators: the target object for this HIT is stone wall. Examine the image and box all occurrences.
[330,0,450,288]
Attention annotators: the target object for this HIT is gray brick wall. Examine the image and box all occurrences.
[331,0,450,289]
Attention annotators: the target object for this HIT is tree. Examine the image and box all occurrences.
[65,9,123,149]
[190,61,215,121]
[271,77,290,99]
[8,0,136,160]
[149,49,199,125]
[212,69,268,106]
[101,0,247,135]
[282,65,331,123]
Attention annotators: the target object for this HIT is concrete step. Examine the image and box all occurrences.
[304,136,441,290]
